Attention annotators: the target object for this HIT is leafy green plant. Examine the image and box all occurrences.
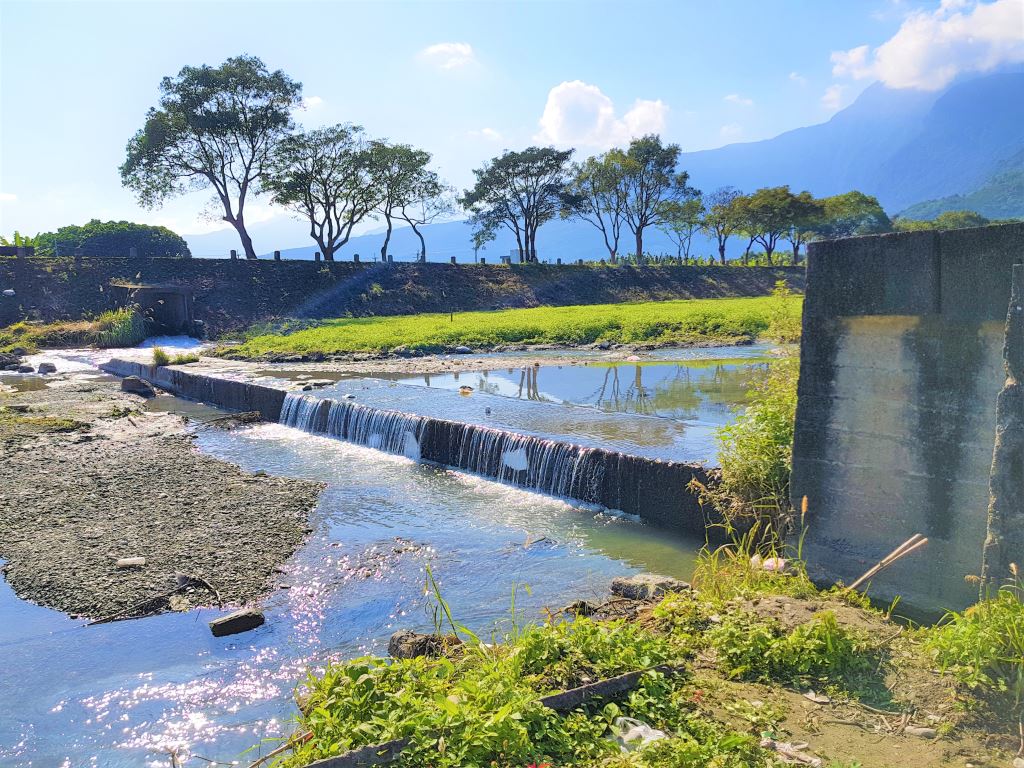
[927,570,1024,707]
[694,354,798,530]
[151,347,170,366]
[765,280,802,342]
[169,352,199,364]
[94,307,148,348]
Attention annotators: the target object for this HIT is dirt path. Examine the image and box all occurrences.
[0,372,323,620]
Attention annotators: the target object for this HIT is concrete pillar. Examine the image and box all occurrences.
[556,258,562,265]
[129,247,138,258]
[387,254,394,263]
[353,254,360,263]
[16,247,26,259]
[314,252,321,262]
[480,257,486,264]
[578,259,584,265]
[230,250,238,260]
[274,250,281,261]
[450,256,457,264]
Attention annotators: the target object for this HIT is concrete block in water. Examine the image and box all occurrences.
[611,573,690,600]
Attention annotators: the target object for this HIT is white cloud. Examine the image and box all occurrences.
[534,80,668,149]
[821,84,847,112]
[789,71,808,86]
[723,93,754,106]
[468,127,503,142]
[419,42,476,70]
[719,123,744,140]
[301,95,324,110]
[831,0,1024,90]
[0,192,16,203]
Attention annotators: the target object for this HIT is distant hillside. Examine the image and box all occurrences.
[898,151,1024,220]
[682,71,1024,212]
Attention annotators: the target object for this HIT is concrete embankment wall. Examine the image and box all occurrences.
[103,359,714,533]
[1,256,804,334]
[792,222,1024,611]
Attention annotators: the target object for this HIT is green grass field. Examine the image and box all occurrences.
[218,295,803,359]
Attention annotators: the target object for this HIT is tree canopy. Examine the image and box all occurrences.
[266,124,378,261]
[462,147,574,263]
[120,55,301,259]
[561,151,629,262]
[620,135,695,259]
[34,219,191,258]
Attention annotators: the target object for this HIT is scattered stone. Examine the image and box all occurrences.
[209,608,265,637]
[36,362,57,374]
[5,404,30,413]
[16,364,34,373]
[2,288,15,297]
[454,346,472,354]
[115,557,146,568]
[120,376,156,397]
[388,629,460,659]
[611,573,690,601]
[1012,757,1024,768]
[562,599,599,616]
[342,393,356,400]
[803,691,831,704]
[301,384,313,391]
[904,726,938,739]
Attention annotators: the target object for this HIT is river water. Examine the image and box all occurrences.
[0,345,776,767]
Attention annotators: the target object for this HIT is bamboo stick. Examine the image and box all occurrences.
[848,534,928,591]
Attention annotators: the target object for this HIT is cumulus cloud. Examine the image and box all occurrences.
[534,80,668,149]
[821,84,847,112]
[789,71,808,86]
[831,0,1024,90]
[419,42,476,70]
[724,93,754,106]
[301,95,324,110]
[468,127,503,141]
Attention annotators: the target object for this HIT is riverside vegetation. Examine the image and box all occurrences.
[0,307,147,353]
[218,294,802,360]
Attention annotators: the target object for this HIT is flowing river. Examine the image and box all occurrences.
[0,345,779,767]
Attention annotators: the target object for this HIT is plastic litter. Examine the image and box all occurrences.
[610,717,668,752]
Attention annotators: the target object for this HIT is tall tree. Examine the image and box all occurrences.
[266,124,378,261]
[816,191,892,239]
[398,178,455,261]
[701,186,741,264]
[120,55,301,260]
[462,147,573,263]
[561,151,628,262]
[784,191,824,264]
[737,186,799,264]
[369,141,436,261]
[620,135,693,258]
[658,194,705,261]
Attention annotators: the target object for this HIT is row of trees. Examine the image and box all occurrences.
[114,55,942,265]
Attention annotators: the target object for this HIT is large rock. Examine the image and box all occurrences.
[610,573,690,601]
[388,630,460,659]
[37,362,57,374]
[454,346,472,354]
[121,376,156,397]
[16,364,34,373]
[209,608,265,637]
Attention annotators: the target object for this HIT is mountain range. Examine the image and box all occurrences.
[185,69,1024,262]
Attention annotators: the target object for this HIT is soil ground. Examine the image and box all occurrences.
[0,372,323,620]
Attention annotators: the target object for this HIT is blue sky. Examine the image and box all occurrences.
[2,0,1021,244]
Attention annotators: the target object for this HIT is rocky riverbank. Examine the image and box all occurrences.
[0,371,323,620]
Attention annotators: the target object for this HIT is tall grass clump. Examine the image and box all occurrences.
[764,280,803,343]
[927,567,1024,712]
[151,347,170,366]
[695,354,799,532]
[93,307,148,348]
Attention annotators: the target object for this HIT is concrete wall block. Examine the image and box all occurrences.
[938,223,1024,324]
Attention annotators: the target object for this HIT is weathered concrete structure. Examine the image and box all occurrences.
[792,223,1024,611]
[0,256,804,334]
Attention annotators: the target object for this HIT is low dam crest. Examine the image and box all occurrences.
[101,359,715,532]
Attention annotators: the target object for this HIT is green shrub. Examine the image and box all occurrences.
[697,355,798,528]
[927,574,1024,706]
[151,347,170,366]
[169,352,199,365]
[94,307,148,348]
[709,610,873,686]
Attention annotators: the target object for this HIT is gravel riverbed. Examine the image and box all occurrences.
[0,372,323,620]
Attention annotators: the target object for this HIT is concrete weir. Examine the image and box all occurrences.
[101,359,714,533]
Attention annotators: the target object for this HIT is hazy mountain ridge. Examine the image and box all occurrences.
[185,70,1024,260]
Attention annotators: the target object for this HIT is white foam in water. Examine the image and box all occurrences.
[402,430,420,460]
[500,447,529,472]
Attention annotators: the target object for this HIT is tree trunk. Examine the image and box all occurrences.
[230,217,258,260]
[793,243,802,265]
[411,222,427,262]
[380,212,393,261]
[635,228,643,261]
[718,241,727,265]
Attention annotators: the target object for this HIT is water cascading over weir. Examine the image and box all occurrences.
[100,360,714,533]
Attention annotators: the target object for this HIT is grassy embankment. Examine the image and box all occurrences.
[218,293,803,360]
[0,307,147,353]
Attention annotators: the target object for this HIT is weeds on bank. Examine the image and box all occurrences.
[0,307,147,353]
[927,568,1024,719]
[151,347,199,366]
[217,296,803,359]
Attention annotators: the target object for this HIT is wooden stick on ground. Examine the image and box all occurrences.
[848,535,928,591]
